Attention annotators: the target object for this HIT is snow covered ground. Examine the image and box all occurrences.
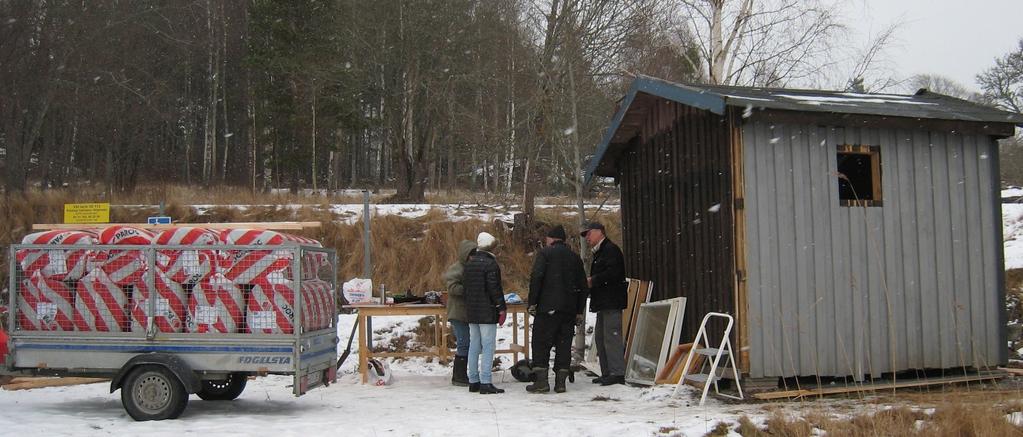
[1003,203,1023,269]
[0,313,767,437]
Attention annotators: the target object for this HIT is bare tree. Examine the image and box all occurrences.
[978,39,1023,114]
[672,0,842,86]
[906,74,979,101]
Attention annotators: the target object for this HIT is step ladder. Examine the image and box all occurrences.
[671,312,743,405]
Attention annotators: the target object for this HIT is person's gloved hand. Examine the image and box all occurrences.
[498,310,507,325]
[527,305,537,316]
[575,314,584,325]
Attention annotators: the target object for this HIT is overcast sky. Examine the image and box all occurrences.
[850,0,1023,93]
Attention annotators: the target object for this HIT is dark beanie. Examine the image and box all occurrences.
[546,225,567,240]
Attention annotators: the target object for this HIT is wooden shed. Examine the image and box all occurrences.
[586,75,1023,380]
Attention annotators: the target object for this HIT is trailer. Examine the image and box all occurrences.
[1,240,339,421]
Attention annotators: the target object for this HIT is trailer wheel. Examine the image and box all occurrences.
[196,372,247,401]
[121,365,188,421]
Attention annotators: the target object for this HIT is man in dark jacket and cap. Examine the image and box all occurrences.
[582,222,627,385]
[525,225,588,393]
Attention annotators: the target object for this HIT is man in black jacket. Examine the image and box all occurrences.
[525,225,588,394]
[582,222,627,385]
[462,232,508,394]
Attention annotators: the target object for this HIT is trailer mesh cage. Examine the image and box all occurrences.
[9,243,337,336]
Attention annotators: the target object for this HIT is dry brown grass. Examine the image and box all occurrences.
[736,396,1023,437]
[0,185,622,313]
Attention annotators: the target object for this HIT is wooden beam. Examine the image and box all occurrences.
[32,221,322,231]
[751,373,1005,400]
[2,377,108,391]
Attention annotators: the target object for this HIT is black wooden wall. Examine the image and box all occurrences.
[616,99,737,344]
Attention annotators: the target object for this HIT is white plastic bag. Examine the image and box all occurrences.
[342,278,374,304]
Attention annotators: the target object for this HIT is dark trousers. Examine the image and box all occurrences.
[531,311,575,371]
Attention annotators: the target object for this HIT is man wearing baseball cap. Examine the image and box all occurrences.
[581,221,627,385]
[525,225,588,393]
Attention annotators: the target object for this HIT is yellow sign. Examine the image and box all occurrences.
[64,203,110,224]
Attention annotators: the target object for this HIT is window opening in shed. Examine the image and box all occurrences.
[837,145,882,207]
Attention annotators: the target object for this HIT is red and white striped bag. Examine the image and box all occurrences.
[245,277,295,334]
[73,269,128,332]
[283,234,328,280]
[187,273,244,334]
[17,271,75,331]
[130,269,187,333]
[219,229,292,284]
[16,230,98,281]
[155,227,219,284]
[301,280,334,330]
[97,226,155,286]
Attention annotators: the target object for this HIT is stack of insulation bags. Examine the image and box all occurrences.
[14,227,334,335]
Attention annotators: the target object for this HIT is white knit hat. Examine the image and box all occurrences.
[477,232,497,250]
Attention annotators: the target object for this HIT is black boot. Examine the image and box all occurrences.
[525,367,550,393]
[478,383,504,394]
[554,369,571,393]
[600,375,625,386]
[469,382,480,393]
[591,376,605,384]
[451,355,469,387]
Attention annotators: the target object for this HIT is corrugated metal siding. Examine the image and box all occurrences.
[743,120,1006,379]
[618,99,736,345]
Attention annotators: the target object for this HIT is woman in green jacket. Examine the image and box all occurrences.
[443,239,476,386]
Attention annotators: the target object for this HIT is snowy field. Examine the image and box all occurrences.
[0,313,774,437]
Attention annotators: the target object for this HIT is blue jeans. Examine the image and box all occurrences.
[450,319,470,357]
[467,323,497,384]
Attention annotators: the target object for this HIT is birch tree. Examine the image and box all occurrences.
[673,0,841,86]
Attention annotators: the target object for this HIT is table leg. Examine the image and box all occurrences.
[523,312,530,362]
[358,313,368,384]
[512,311,520,364]
[436,314,447,363]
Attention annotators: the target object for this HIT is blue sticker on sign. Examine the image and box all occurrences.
[147,216,172,225]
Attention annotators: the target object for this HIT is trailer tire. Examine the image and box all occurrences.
[121,365,188,421]
[197,372,247,401]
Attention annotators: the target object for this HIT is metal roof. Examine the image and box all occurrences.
[585,75,1023,185]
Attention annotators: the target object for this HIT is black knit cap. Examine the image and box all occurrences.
[546,225,567,240]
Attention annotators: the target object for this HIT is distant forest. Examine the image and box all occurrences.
[2,1,1021,201]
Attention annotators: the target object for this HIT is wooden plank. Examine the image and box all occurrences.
[752,373,1005,400]
[622,279,641,342]
[656,343,706,385]
[2,377,108,391]
[624,280,652,361]
[729,109,750,374]
[753,389,813,400]
[32,221,322,231]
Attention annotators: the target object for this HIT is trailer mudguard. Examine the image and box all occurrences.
[110,353,201,394]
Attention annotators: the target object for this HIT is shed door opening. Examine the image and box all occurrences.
[837,145,882,207]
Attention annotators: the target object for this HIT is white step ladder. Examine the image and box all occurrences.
[671,312,744,405]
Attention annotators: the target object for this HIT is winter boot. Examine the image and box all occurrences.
[469,382,480,393]
[554,369,571,393]
[525,367,550,393]
[478,383,505,394]
[451,355,469,387]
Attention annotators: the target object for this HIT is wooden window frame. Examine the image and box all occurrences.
[836,144,882,207]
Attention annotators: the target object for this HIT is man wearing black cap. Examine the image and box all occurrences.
[525,225,588,393]
[581,221,627,385]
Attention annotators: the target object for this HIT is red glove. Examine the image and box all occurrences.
[498,310,507,325]
[0,327,8,365]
